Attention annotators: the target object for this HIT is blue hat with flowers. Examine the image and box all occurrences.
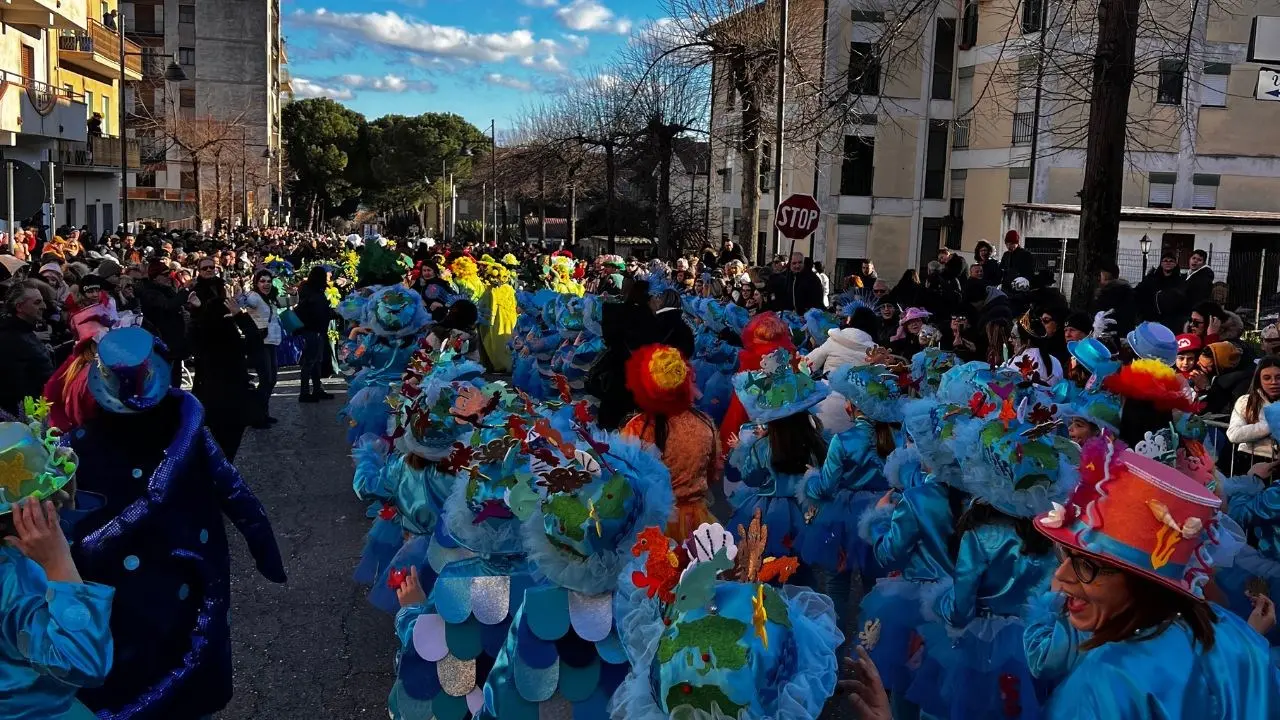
[829,363,906,424]
[441,403,528,557]
[337,287,374,322]
[950,412,1080,517]
[803,309,839,346]
[0,419,77,515]
[901,398,967,485]
[910,347,959,397]
[1125,322,1178,366]
[1059,387,1123,434]
[733,348,830,423]
[365,285,430,338]
[87,326,171,415]
[936,361,1018,407]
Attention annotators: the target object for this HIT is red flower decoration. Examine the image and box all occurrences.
[387,567,408,591]
[378,503,398,521]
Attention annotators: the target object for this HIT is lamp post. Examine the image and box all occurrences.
[1140,234,1152,276]
[489,119,496,245]
[119,28,186,233]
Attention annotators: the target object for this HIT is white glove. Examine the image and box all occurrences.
[1092,309,1116,338]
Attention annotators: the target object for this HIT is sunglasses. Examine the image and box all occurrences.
[1056,545,1119,584]
[1040,316,1056,325]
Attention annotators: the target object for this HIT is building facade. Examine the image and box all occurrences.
[121,0,285,228]
[709,0,1280,286]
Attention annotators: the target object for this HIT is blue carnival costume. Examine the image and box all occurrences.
[340,286,431,445]
[69,328,286,720]
[0,418,114,720]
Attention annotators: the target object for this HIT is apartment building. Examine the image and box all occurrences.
[709,0,1280,285]
[122,0,286,227]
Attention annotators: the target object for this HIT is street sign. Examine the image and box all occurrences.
[775,193,822,240]
[1258,68,1280,100]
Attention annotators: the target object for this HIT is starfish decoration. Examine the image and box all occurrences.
[751,583,770,650]
[0,452,32,502]
[586,497,602,537]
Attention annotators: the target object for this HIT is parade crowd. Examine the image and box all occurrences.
[1,220,1280,719]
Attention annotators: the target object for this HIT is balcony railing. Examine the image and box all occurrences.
[58,136,141,170]
[1013,111,1035,146]
[58,20,144,76]
[953,118,971,149]
[123,19,164,37]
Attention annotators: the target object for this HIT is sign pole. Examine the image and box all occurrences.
[771,0,789,260]
[6,160,13,253]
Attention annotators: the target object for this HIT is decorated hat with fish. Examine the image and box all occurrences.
[0,418,78,515]
[910,347,959,397]
[949,405,1081,518]
[393,359,487,461]
[828,363,906,424]
[612,512,841,720]
[512,420,674,596]
[733,348,829,424]
[336,287,375,322]
[803,309,839,345]
[1059,387,1123,434]
[555,294,585,333]
[440,407,530,557]
[936,361,1019,408]
[901,398,970,486]
[1036,437,1222,600]
[365,285,430,338]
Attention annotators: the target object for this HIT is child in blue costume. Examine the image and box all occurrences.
[855,398,967,719]
[387,382,542,720]
[482,422,676,719]
[689,299,741,427]
[610,512,842,720]
[727,348,830,561]
[908,399,1079,720]
[508,291,541,394]
[801,363,906,647]
[341,285,432,445]
[544,295,587,395]
[0,417,114,720]
[334,287,375,371]
[524,298,566,400]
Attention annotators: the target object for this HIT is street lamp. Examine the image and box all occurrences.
[1140,234,1152,275]
[119,27,187,233]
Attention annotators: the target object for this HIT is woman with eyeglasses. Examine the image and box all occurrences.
[241,269,283,428]
[974,239,1003,288]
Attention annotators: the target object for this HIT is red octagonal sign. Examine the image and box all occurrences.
[775,193,822,240]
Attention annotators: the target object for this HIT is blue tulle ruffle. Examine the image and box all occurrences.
[354,515,405,586]
[908,613,1046,720]
[857,577,928,693]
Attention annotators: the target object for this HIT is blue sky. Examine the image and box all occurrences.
[283,0,653,128]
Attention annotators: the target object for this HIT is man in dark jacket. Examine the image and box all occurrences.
[999,230,1037,292]
[1137,252,1186,327]
[1093,262,1137,338]
[136,260,190,386]
[767,252,825,314]
[1184,249,1215,309]
[0,281,53,414]
[716,240,747,267]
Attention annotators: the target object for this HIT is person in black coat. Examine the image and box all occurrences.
[1137,252,1187,328]
[0,281,54,414]
[1184,249,1215,309]
[716,240,747,267]
[189,276,259,461]
[1093,262,1137,338]
[652,288,696,359]
[974,240,1003,288]
[767,252,825,314]
[135,260,190,387]
[595,279,661,430]
[999,230,1037,292]
[294,265,335,402]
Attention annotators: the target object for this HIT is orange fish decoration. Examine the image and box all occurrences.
[758,556,800,584]
[998,397,1017,429]
[553,374,573,403]
[631,527,686,604]
[533,418,576,458]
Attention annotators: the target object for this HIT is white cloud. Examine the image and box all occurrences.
[561,33,590,53]
[485,73,534,91]
[519,0,559,7]
[292,77,355,100]
[290,9,566,70]
[554,0,631,34]
[336,73,436,93]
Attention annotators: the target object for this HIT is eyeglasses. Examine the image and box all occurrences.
[1056,545,1118,584]
[1188,318,1204,327]
[1040,316,1055,325]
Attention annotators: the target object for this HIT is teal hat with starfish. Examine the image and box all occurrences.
[732,348,830,423]
[0,418,77,515]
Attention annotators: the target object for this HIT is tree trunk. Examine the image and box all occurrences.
[1072,0,1141,309]
[655,124,675,259]
[192,158,204,226]
[500,188,509,245]
[538,170,547,244]
[569,182,577,248]
[733,57,763,265]
[605,142,617,254]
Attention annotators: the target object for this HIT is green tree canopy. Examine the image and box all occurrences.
[362,112,490,214]
[281,98,365,210]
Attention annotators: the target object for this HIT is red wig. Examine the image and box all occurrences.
[626,344,694,417]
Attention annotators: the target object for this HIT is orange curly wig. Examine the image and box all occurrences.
[626,344,694,417]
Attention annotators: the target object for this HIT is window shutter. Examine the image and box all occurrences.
[1202,74,1228,107]
[951,170,967,199]
[1149,183,1174,206]
[1192,184,1217,209]
[836,223,869,258]
[1008,177,1029,204]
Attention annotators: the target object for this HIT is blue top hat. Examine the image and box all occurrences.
[1067,337,1121,382]
[365,285,429,338]
[732,348,830,423]
[1125,321,1178,366]
[829,363,906,424]
[87,327,171,414]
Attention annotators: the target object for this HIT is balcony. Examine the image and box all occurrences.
[123,18,164,38]
[6,0,87,30]
[0,72,89,142]
[128,188,197,203]
[58,20,144,81]
[953,118,970,149]
[1013,111,1035,146]
[58,136,141,172]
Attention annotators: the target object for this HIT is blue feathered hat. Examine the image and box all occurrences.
[936,361,1023,408]
[582,294,604,336]
[441,407,528,557]
[949,413,1080,517]
[803,309,839,346]
[901,398,966,485]
[910,348,959,397]
[723,303,750,337]
[555,295,585,332]
[733,348,830,423]
[828,363,906,424]
[364,285,430,338]
[337,287,374,322]
[520,427,674,595]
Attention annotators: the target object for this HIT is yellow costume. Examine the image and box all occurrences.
[478,258,517,373]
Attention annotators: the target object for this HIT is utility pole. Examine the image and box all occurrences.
[770,0,789,258]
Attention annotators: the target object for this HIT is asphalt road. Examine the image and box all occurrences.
[220,368,398,719]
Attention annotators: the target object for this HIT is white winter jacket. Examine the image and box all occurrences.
[1227,393,1275,459]
[805,327,877,375]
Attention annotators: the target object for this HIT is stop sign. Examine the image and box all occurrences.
[775,193,822,240]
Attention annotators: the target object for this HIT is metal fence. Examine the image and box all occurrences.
[1026,245,1279,329]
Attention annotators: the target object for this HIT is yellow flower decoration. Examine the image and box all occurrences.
[648,347,688,390]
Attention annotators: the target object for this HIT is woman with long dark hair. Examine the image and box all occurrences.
[190,274,258,459]
[294,265,334,402]
[241,269,282,427]
[1227,357,1280,463]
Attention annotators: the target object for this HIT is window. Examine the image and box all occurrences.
[1161,233,1195,265]
[135,170,157,188]
[66,198,76,227]
[1009,167,1030,204]
[1148,172,1176,208]
[848,42,880,96]
[760,142,772,192]
[956,69,974,114]
[836,215,870,258]
[179,5,195,24]
[1157,60,1184,105]
[1022,0,1045,33]
[1192,174,1219,209]
[1013,111,1035,145]
[920,218,944,268]
[178,47,195,66]
[960,0,979,48]
[85,90,94,118]
[932,19,956,100]
[950,169,967,199]
[179,88,195,108]
[720,166,732,193]
[1202,63,1230,107]
[181,170,197,189]
[101,96,109,134]
[840,136,875,196]
[924,120,949,199]
[947,198,965,248]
